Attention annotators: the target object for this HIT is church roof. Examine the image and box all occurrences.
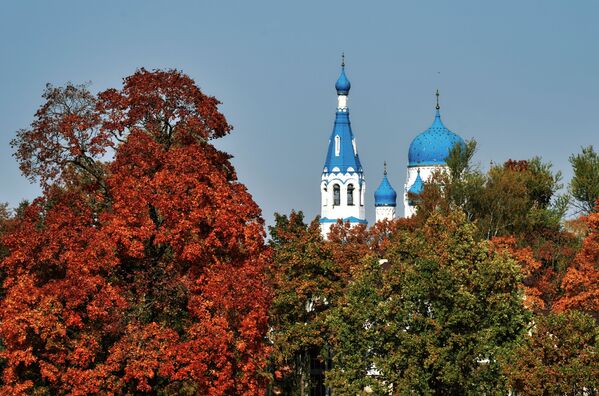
[323,65,362,174]
[408,92,465,167]
[374,166,397,207]
[320,216,368,224]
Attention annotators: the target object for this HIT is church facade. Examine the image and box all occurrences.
[320,59,466,238]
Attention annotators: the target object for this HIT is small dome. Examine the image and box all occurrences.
[374,174,397,207]
[335,67,351,95]
[408,110,465,167]
[408,170,424,202]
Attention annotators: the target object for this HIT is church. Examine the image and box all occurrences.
[319,58,466,238]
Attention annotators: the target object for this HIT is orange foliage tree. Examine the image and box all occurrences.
[504,310,598,395]
[555,201,599,316]
[1,69,271,394]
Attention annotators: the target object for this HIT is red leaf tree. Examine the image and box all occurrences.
[2,69,271,395]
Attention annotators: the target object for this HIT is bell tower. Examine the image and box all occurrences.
[320,55,367,238]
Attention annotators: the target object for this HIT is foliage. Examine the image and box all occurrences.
[445,139,478,183]
[504,310,599,396]
[267,214,404,395]
[11,83,107,189]
[1,69,271,395]
[415,145,579,312]
[555,202,599,317]
[325,258,386,395]
[327,210,529,395]
[415,145,565,240]
[569,145,599,215]
[267,212,339,395]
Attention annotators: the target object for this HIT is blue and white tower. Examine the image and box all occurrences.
[374,162,397,222]
[320,56,367,238]
[404,91,465,217]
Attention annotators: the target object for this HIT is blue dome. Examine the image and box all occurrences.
[408,110,465,167]
[374,174,397,207]
[408,170,424,196]
[335,67,351,95]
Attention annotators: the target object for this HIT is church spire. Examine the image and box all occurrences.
[324,59,361,174]
[320,58,366,238]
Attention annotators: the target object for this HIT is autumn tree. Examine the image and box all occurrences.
[555,201,599,316]
[569,145,599,215]
[1,69,271,395]
[504,310,599,395]
[327,210,529,395]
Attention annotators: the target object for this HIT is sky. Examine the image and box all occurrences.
[1,0,598,226]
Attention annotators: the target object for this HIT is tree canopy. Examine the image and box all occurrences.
[1,69,271,395]
[569,146,599,215]
[327,211,529,395]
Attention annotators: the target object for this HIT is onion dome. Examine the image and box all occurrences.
[374,162,397,207]
[408,91,465,167]
[408,169,424,201]
[335,54,351,95]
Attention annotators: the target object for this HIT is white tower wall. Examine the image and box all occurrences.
[320,172,366,238]
[375,206,395,222]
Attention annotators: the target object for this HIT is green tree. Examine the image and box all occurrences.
[268,211,339,395]
[467,158,564,239]
[415,140,566,240]
[328,210,529,395]
[569,145,599,214]
[325,258,386,394]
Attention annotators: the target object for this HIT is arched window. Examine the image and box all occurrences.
[360,184,365,206]
[335,135,340,156]
[347,184,354,206]
[333,184,340,206]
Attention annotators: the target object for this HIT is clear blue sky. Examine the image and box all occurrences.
[1,1,598,225]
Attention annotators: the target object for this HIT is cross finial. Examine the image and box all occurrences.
[384,161,387,175]
[435,89,440,110]
[341,52,345,68]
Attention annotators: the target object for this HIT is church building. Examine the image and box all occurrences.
[320,58,466,238]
